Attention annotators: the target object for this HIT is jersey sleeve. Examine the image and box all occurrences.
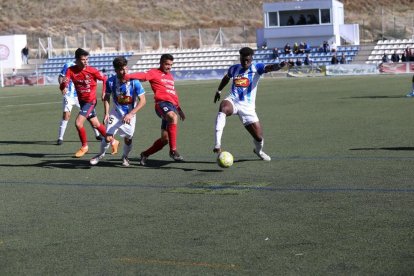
[227,65,237,78]
[105,78,112,95]
[133,80,145,96]
[255,63,266,75]
[59,67,72,90]
[60,63,69,77]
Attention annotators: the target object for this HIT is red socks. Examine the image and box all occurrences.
[144,138,168,156]
[96,124,107,136]
[77,127,88,147]
[167,123,177,151]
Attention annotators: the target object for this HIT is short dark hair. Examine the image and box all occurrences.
[160,53,174,63]
[112,56,128,70]
[75,48,89,59]
[239,47,254,57]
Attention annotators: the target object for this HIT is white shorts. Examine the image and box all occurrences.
[62,95,80,113]
[224,97,259,126]
[106,109,136,139]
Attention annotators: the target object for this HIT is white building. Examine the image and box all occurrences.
[257,0,359,49]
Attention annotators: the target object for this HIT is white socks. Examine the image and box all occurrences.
[99,139,111,156]
[215,112,226,149]
[58,119,68,140]
[93,128,101,137]
[123,143,132,157]
[253,138,264,153]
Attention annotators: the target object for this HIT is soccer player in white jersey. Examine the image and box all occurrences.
[57,62,103,145]
[90,56,146,166]
[405,75,414,97]
[213,47,287,161]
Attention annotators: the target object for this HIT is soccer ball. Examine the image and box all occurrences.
[217,151,234,168]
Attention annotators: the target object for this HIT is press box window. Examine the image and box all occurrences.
[268,12,279,27]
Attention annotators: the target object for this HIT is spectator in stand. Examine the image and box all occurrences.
[323,41,329,53]
[21,45,29,64]
[307,14,318,24]
[331,54,339,64]
[304,42,311,53]
[295,58,302,66]
[287,16,295,25]
[293,42,299,54]
[11,68,16,86]
[391,51,400,63]
[272,47,279,59]
[382,53,389,63]
[404,47,412,61]
[297,14,306,25]
[401,53,407,62]
[284,43,292,55]
[288,59,295,67]
[339,53,347,64]
[298,42,305,54]
[304,54,313,66]
[330,41,337,53]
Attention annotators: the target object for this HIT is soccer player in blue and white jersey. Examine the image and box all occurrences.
[213,47,288,161]
[90,56,146,166]
[57,61,103,145]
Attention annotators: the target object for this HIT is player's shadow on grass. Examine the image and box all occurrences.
[140,158,260,172]
[350,147,414,151]
[342,95,406,99]
[0,140,61,145]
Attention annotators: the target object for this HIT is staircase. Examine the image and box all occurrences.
[352,44,375,64]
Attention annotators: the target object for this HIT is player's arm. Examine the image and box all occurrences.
[123,94,146,124]
[264,61,288,73]
[124,72,148,81]
[102,79,111,123]
[59,69,71,94]
[95,70,108,101]
[214,74,231,103]
[103,93,111,123]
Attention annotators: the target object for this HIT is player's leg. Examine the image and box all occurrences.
[122,137,133,167]
[57,96,74,145]
[90,134,113,165]
[93,128,103,140]
[214,99,234,153]
[245,122,271,161]
[74,114,89,157]
[405,74,414,97]
[164,110,183,161]
[119,117,135,166]
[57,111,70,145]
[89,116,107,137]
[140,127,169,166]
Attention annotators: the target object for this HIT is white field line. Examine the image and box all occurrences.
[1,92,155,108]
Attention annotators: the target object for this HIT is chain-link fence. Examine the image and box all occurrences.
[357,7,414,43]
[31,26,257,58]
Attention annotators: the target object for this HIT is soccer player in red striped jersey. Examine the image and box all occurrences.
[59,48,115,158]
[124,54,185,165]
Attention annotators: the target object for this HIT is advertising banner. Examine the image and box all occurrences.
[379,62,414,74]
[326,64,378,76]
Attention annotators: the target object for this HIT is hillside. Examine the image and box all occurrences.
[0,0,413,44]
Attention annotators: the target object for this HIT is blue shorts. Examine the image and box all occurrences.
[155,101,177,130]
[79,101,97,119]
